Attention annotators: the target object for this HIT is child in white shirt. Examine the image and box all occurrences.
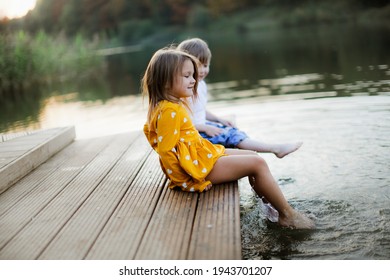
[178,38,303,158]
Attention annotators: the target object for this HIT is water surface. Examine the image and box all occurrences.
[1,23,389,133]
[226,95,390,259]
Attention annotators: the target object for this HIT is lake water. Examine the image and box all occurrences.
[0,24,389,259]
[227,95,390,260]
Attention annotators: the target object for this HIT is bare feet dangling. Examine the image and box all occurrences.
[275,142,303,158]
[278,210,315,229]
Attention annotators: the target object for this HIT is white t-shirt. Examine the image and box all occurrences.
[189,80,207,125]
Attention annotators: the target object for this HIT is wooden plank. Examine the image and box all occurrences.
[0,131,32,143]
[0,133,133,259]
[38,133,150,259]
[87,144,241,260]
[0,128,72,165]
[0,138,92,218]
[85,151,166,260]
[0,134,115,254]
[136,180,241,260]
[188,182,242,260]
[134,187,199,260]
[0,132,242,260]
[0,126,76,194]
[0,132,116,217]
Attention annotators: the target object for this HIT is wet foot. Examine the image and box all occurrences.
[275,142,303,158]
[278,210,315,229]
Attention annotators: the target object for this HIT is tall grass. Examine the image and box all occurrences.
[0,31,105,96]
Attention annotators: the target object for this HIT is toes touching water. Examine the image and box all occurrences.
[278,210,315,229]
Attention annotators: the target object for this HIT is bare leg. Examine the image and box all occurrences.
[237,138,303,158]
[206,149,315,229]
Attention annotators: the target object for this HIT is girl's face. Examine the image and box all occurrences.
[170,59,196,101]
[197,62,210,81]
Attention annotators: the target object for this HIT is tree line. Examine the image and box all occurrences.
[0,0,388,97]
[2,0,389,38]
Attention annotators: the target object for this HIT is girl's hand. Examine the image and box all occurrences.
[204,125,224,137]
[219,118,236,128]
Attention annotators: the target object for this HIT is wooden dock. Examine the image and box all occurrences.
[0,127,76,195]
[0,127,241,260]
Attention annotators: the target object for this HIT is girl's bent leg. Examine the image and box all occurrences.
[206,152,314,229]
[206,154,291,213]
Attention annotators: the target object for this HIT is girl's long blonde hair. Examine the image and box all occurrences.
[142,48,199,124]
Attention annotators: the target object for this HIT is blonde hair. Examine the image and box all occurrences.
[142,48,199,124]
[177,38,212,64]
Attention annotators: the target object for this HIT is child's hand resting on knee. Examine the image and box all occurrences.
[204,125,224,137]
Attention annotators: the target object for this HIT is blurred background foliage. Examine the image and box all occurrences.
[2,0,389,39]
[0,0,389,98]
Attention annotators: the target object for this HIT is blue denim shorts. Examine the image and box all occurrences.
[199,121,248,148]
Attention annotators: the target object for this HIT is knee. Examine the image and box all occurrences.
[254,155,267,165]
[246,154,267,167]
[246,156,269,178]
[253,155,269,170]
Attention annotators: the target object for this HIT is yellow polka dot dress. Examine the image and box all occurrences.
[144,100,226,192]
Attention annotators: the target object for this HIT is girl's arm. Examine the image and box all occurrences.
[206,109,236,128]
[205,109,220,123]
[156,105,210,188]
[195,122,223,137]
[156,106,183,177]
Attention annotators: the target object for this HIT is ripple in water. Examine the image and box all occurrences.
[241,195,390,259]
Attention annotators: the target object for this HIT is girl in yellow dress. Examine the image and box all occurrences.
[142,48,315,229]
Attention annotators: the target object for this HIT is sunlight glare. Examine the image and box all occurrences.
[0,0,36,19]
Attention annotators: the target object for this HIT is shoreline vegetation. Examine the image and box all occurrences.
[0,1,389,99]
[0,31,105,98]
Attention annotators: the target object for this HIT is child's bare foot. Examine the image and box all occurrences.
[278,210,315,229]
[275,142,303,158]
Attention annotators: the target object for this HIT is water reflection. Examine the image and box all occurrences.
[1,23,388,134]
[207,67,389,101]
[206,24,389,99]
[0,85,43,132]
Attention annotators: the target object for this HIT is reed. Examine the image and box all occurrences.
[0,31,104,97]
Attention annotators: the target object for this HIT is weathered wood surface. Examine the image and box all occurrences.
[0,126,76,195]
[0,129,241,260]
